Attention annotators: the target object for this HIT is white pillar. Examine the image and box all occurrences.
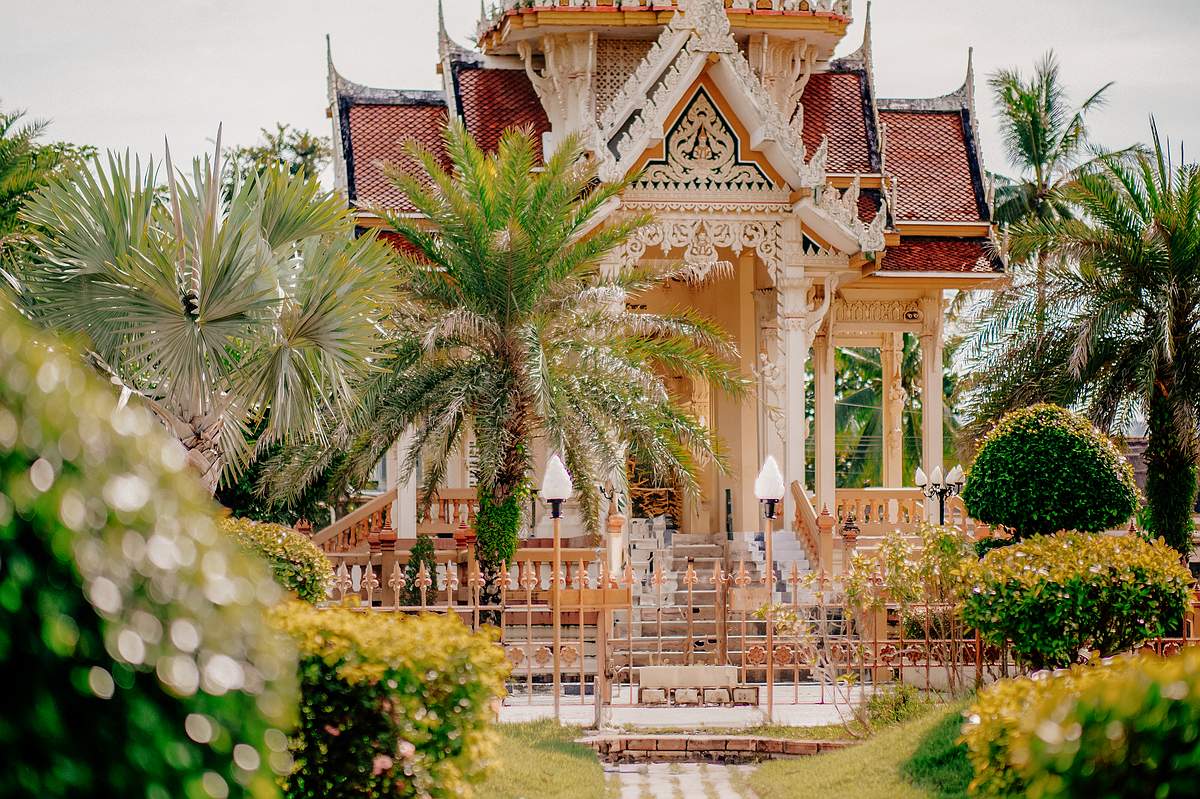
[920,293,945,521]
[781,317,809,518]
[391,429,419,537]
[880,332,905,488]
[813,330,836,515]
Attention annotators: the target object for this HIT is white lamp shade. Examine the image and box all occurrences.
[931,465,943,486]
[947,464,965,484]
[540,455,574,501]
[915,467,928,487]
[754,456,786,501]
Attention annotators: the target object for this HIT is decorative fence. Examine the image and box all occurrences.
[320,547,1200,716]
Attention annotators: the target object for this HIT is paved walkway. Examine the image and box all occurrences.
[498,683,866,727]
[608,762,758,799]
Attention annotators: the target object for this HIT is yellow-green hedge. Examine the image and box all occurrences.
[270,603,509,799]
[956,531,1191,669]
[964,650,1200,797]
[220,517,331,603]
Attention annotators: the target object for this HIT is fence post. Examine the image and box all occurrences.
[817,505,835,574]
[379,521,398,607]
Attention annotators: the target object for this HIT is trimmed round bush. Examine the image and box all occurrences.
[270,603,508,799]
[957,531,1191,669]
[0,310,295,797]
[962,404,1137,539]
[220,516,332,603]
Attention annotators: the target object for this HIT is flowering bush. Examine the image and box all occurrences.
[270,603,508,799]
[0,308,295,797]
[961,404,1137,540]
[956,531,1190,669]
[220,516,332,603]
[964,650,1200,797]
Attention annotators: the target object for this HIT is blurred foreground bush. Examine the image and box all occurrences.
[0,309,295,797]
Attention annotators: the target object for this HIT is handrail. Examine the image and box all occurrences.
[312,487,397,552]
[790,480,822,570]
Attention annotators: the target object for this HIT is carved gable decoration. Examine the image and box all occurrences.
[633,86,775,192]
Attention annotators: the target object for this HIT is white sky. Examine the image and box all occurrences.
[3,0,1198,178]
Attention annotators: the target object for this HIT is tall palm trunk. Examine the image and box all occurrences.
[1145,373,1197,556]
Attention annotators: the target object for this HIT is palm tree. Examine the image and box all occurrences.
[957,54,1135,445]
[964,123,1200,555]
[989,52,1125,329]
[15,132,395,493]
[263,122,746,590]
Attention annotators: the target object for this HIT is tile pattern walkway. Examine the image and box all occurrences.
[608,762,759,799]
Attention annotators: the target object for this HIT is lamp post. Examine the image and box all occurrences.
[541,455,573,723]
[915,464,965,525]
[755,456,785,723]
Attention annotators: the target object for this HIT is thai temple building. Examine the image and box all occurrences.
[321,0,1004,555]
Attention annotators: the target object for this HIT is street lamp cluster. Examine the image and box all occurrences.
[915,464,965,525]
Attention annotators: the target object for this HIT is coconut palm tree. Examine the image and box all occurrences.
[956,54,1137,445]
[989,52,1126,326]
[15,132,396,493]
[262,121,746,590]
[963,122,1200,555]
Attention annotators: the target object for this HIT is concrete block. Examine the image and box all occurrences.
[732,687,759,705]
[673,688,701,705]
[703,688,731,705]
[639,687,667,705]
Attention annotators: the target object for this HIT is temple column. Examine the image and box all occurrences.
[920,292,945,521]
[390,430,418,537]
[813,327,836,515]
[880,332,905,487]
[778,268,810,530]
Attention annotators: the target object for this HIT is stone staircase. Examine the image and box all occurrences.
[617,520,818,668]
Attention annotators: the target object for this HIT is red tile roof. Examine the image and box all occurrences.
[346,102,449,212]
[455,67,550,155]
[882,236,1000,273]
[880,110,983,222]
[799,71,876,174]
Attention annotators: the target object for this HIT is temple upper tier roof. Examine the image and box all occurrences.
[326,2,1001,277]
[476,1,853,63]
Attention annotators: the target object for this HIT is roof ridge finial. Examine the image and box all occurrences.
[862,1,873,60]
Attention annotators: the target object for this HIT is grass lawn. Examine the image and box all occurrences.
[748,703,973,799]
[480,720,612,799]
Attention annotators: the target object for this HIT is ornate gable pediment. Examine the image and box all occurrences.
[634,86,777,193]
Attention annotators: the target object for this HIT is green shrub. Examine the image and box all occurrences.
[220,516,332,604]
[962,665,1115,797]
[271,602,508,799]
[961,404,1137,539]
[865,684,934,727]
[402,533,439,606]
[0,310,295,797]
[957,531,1190,669]
[1020,649,1200,797]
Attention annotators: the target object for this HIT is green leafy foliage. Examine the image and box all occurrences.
[219,517,332,604]
[1020,649,1200,797]
[0,306,295,797]
[476,488,524,574]
[961,404,1136,539]
[402,534,439,606]
[956,531,1191,669]
[964,651,1200,798]
[864,684,935,728]
[270,603,508,799]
